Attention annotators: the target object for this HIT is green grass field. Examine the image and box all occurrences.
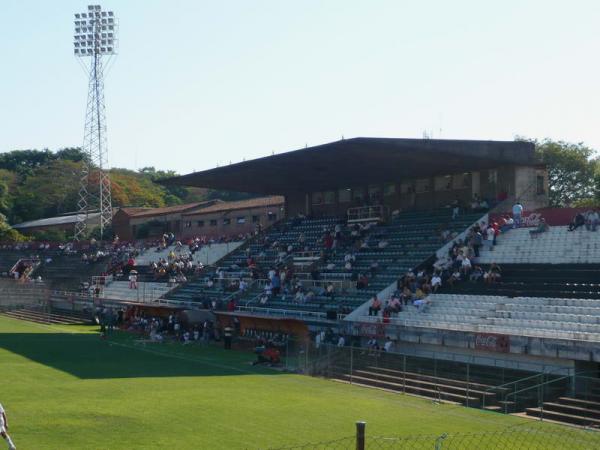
[0,316,596,449]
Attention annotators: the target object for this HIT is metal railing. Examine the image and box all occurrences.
[347,205,389,223]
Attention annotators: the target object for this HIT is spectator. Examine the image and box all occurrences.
[368,296,382,316]
[484,263,502,284]
[128,271,138,289]
[431,273,442,292]
[585,210,599,232]
[472,228,483,257]
[384,337,394,352]
[568,213,585,231]
[512,201,524,228]
[529,218,550,238]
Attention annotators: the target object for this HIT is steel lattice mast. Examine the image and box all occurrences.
[73,5,118,241]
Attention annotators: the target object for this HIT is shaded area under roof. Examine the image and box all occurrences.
[162,137,538,195]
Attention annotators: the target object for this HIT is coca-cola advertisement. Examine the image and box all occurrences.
[490,207,590,228]
[474,333,510,353]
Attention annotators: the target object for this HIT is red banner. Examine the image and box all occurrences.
[474,333,510,353]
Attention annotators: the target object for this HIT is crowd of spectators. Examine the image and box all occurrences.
[568,210,600,232]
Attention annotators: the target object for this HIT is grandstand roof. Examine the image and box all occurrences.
[127,200,220,218]
[12,213,101,229]
[182,196,284,216]
[161,137,539,194]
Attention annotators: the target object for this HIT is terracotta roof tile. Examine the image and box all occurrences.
[182,196,283,216]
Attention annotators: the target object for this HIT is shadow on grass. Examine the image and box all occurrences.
[0,332,281,380]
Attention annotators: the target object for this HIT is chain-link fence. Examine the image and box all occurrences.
[267,421,600,450]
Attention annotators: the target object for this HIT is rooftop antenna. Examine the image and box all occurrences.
[73,4,118,241]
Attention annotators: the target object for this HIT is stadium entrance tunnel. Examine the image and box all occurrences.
[0,331,284,380]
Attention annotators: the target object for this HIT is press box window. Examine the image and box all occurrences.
[237,217,246,224]
[223,218,231,225]
[252,215,260,223]
[209,220,217,226]
[197,220,205,227]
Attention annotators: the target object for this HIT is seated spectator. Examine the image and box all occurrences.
[368,296,382,316]
[568,213,585,231]
[460,256,472,274]
[469,265,484,282]
[447,269,461,287]
[484,263,502,284]
[413,298,431,313]
[431,273,442,292]
[585,210,599,232]
[389,296,402,313]
[356,274,369,290]
[529,218,550,238]
[325,282,335,298]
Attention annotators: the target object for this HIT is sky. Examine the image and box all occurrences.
[1,0,599,174]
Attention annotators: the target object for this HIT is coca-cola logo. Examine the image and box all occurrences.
[522,213,542,227]
[475,333,510,352]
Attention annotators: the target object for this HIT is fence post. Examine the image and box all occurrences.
[434,433,447,450]
[350,345,354,385]
[355,421,366,450]
[466,363,470,408]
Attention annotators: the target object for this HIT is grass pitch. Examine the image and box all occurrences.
[0,316,594,449]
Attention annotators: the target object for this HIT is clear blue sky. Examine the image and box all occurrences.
[1,0,599,174]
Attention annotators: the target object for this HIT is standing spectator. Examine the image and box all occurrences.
[472,228,483,257]
[128,271,138,289]
[512,201,523,228]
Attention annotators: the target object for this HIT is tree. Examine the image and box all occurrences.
[532,139,599,207]
[0,213,25,242]
[11,160,81,222]
[0,149,54,176]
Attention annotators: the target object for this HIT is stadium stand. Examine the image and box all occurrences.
[477,226,600,264]
[163,209,485,320]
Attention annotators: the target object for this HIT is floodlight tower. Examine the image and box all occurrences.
[73,4,118,241]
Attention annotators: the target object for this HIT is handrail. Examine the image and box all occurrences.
[505,370,600,402]
[481,365,573,409]
[347,205,389,223]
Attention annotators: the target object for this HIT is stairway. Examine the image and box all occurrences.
[1,307,91,325]
[526,396,600,427]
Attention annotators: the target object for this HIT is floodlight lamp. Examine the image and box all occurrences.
[75,13,80,18]
[108,18,114,23]
[101,11,107,16]
[107,47,113,52]
[81,13,87,18]
[88,5,94,10]
[108,11,113,16]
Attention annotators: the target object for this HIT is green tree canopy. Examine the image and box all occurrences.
[531,139,599,207]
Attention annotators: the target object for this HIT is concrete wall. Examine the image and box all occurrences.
[347,320,599,367]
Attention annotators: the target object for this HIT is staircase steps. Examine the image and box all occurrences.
[1,308,88,325]
[334,373,481,406]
